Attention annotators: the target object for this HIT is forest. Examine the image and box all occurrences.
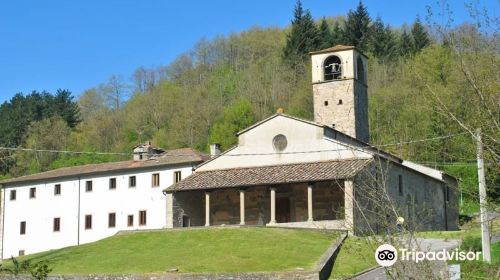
[0,1,498,212]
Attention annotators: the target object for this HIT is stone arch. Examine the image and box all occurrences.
[323,55,342,81]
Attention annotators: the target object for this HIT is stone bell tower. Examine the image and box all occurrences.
[310,45,369,143]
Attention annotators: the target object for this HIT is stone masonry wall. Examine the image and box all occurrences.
[352,161,456,235]
[313,79,369,143]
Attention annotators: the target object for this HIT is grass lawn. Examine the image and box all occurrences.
[6,228,338,275]
[329,237,377,279]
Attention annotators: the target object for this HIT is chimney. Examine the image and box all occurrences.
[210,144,221,158]
[277,108,284,114]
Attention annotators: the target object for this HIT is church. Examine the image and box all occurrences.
[0,45,458,259]
[163,45,459,234]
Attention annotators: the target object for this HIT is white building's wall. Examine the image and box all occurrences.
[1,165,193,258]
[197,115,372,171]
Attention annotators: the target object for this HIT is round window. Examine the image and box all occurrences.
[272,134,288,152]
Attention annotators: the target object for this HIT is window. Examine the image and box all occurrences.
[10,190,16,201]
[18,250,25,256]
[53,218,60,232]
[54,184,61,196]
[398,175,403,196]
[85,181,93,192]
[108,213,116,228]
[85,215,92,230]
[152,173,160,187]
[139,210,147,226]
[29,187,36,199]
[445,186,450,202]
[129,176,136,188]
[272,134,288,152]
[109,178,117,190]
[20,221,26,235]
[127,215,134,227]
[324,55,342,80]
[174,171,182,183]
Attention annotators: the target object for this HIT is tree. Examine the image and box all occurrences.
[369,17,397,61]
[318,18,333,49]
[410,16,430,54]
[209,98,256,150]
[282,0,321,65]
[100,75,130,110]
[11,117,71,176]
[343,1,371,52]
[78,88,106,120]
[331,21,344,46]
[52,89,81,128]
[399,30,413,56]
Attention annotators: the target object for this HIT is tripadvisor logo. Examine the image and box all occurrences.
[375,244,398,267]
[375,244,482,267]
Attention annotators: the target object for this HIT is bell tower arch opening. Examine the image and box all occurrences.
[324,55,342,81]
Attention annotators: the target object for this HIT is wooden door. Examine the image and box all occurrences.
[276,197,291,223]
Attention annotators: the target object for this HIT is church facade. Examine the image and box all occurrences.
[164,46,459,234]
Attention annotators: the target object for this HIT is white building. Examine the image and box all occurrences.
[0,146,207,258]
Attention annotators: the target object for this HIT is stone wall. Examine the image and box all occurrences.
[312,79,369,143]
[171,182,345,228]
[172,191,204,227]
[352,160,457,235]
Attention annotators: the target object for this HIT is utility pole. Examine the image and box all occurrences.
[476,128,491,263]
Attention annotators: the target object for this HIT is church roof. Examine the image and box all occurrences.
[309,44,368,57]
[0,148,208,185]
[164,158,373,192]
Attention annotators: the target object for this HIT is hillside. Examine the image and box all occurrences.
[5,228,336,275]
[0,1,498,211]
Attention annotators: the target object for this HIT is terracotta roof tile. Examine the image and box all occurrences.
[0,148,208,185]
[165,158,373,192]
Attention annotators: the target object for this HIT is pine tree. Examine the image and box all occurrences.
[318,18,333,49]
[331,21,344,46]
[282,0,321,64]
[369,17,397,61]
[399,30,413,56]
[343,1,371,52]
[411,16,430,53]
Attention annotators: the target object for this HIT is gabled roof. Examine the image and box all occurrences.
[236,113,323,136]
[309,45,368,58]
[165,158,373,192]
[0,148,208,185]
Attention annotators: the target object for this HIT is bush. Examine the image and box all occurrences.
[461,236,482,252]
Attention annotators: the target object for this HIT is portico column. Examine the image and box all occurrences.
[307,183,313,222]
[344,180,354,234]
[270,188,276,224]
[239,189,245,225]
[205,191,210,227]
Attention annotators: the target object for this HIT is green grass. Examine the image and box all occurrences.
[329,237,377,279]
[415,218,500,241]
[448,242,500,279]
[7,228,338,275]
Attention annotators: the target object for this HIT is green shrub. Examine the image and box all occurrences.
[461,236,482,252]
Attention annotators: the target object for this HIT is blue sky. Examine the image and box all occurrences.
[0,0,496,103]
